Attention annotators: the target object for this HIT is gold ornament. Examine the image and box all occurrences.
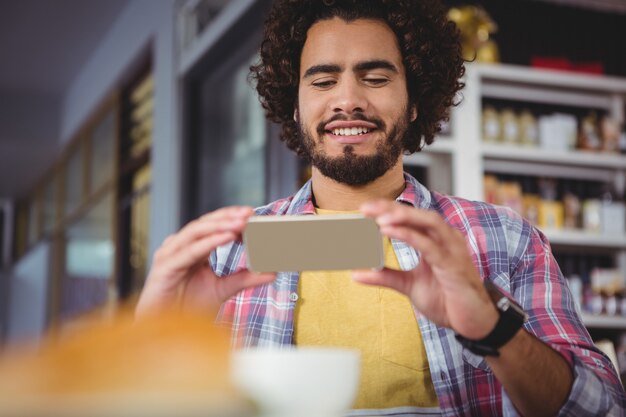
[448,6,500,63]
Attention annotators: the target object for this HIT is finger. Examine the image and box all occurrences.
[379,224,447,267]
[182,217,248,247]
[352,267,412,295]
[199,206,254,221]
[164,231,238,272]
[360,199,399,217]
[362,201,454,245]
[164,208,254,254]
[214,270,277,303]
[160,234,176,249]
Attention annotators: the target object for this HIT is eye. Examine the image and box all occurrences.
[363,77,390,86]
[311,79,336,89]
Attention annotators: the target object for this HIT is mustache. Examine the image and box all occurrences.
[315,113,386,136]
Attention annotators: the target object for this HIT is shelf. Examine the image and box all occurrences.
[582,313,626,330]
[542,229,626,249]
[471,63,626,94]
[481,143,626,170]
[404,138,456,167]
[427,138,456,154]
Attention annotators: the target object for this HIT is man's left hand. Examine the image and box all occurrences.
[356,200,498,340]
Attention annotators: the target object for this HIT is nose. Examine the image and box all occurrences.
[329,77,368,115]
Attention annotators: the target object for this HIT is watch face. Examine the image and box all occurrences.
[485,281,527,321]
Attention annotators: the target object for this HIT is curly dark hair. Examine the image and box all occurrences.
[251,0,465,157]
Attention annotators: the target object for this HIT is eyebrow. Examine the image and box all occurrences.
[354,60,399,73]
[302,60,399,79]
[303,64,342,79]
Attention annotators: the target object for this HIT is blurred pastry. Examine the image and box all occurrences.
[0,308,250,417]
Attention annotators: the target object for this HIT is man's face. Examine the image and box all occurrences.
[297,17,416,186]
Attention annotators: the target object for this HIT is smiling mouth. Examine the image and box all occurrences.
[328,127,375,136]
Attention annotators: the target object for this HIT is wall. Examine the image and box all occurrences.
[5,241,50,346]
[0,91,61,198]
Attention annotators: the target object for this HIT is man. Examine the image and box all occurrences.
[137,0,626,415]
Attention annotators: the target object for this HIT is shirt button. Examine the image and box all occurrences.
[440,371,447,380]
[290,293,299,302]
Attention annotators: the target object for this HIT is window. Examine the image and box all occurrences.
[182,0,298,222]
[26,194,40,247]
[62,192,114,320]
[11,94,120,325]
[198,51,267,210]
[117,66,153,299]
[64,144,85,218]
[90,108,117,193]
[42,175,59,234]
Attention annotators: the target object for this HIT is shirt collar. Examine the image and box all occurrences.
[397,171,432,210]
[285,171,431,215]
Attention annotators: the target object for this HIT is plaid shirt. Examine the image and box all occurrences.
[215,172,626,416]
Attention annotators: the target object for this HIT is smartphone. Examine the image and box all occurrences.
[243,214,384,272]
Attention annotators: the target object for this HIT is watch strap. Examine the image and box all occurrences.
[455,281,527,357]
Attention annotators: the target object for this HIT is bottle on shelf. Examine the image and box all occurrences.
[578,111,602,151]
[521,176,540,226]
[483,174,499,205]
[562,179,581,230]
[497,178,523,216]
[591,267,625,316]
[519,109,539,147]
[619,124,626,154]
[537,177,564,229]
[600,115,621,153]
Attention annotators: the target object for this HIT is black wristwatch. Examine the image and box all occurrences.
[455,281,528,357]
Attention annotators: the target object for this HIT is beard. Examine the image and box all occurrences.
[298,109,411,186]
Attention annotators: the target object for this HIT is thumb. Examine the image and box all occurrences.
[215,270,277,303]
[352,267,412,295]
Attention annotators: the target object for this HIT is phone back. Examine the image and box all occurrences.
[243,215,384,272]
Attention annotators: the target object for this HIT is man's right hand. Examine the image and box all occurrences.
[135,206,276,317]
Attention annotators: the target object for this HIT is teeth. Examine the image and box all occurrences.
[331,127,372,136]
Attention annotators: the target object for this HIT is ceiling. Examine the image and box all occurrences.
[0,0,128,199]
[0,0,129,94]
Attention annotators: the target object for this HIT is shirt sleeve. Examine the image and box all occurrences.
[504,225,626,416]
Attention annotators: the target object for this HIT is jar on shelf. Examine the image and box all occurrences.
[539,114,577,151]
[583,199,602,233]
[499,108,520,144]
[600,185,626,235]
[567,274,583,312]
[482,106,501,142]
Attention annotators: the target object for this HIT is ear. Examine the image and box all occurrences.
[410,104,418,122]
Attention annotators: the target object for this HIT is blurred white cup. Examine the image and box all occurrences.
[231,347,360,417]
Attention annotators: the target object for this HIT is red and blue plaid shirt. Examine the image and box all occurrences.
[215,172,625,416]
